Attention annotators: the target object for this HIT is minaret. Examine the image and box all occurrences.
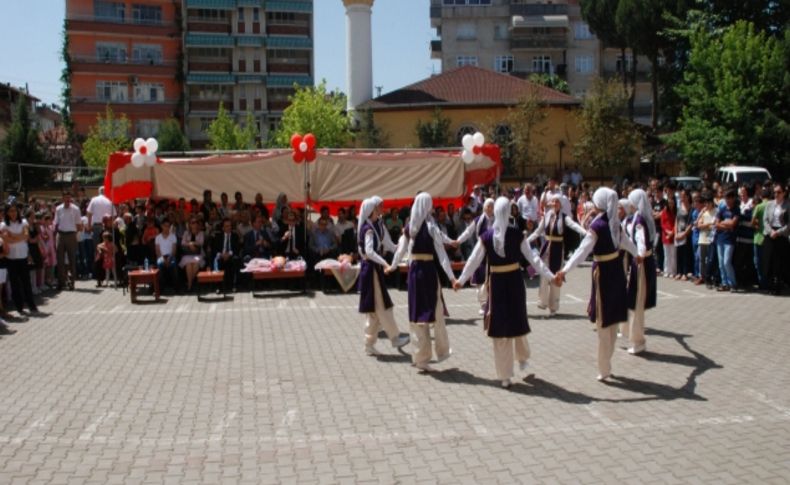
[343,0,374,121]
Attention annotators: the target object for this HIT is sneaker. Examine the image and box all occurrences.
[537,304,547,310]
[364,345,381,356]
[548,310,557,317]
[501,379,512,389]
[478,308,485,315]
[435,349,453,364]
[627,344,646,355]
[392,335,410,349]
[416,363,435,373]
[597,373,611,382]
[518,360,529,372]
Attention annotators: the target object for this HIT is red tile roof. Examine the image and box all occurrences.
[361,66,579,110]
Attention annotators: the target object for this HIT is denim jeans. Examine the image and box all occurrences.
[693,242,700,278]
[717,242,737,288]
[78,239,95,278]
[754,244,765,289]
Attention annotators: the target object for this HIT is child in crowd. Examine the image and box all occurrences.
[95,231,116,288]
[40,213,57,288]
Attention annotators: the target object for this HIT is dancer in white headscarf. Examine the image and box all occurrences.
[526,193,586,316]
[455,197,557,388]
[623,189,658,354]
[555,188,640,381]
[390,192,458,372]
[357,198,410,355]
[454,198,495,314]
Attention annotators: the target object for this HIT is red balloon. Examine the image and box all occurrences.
[290,133,303,151]
[473,145,482,155]
[303,133,316,151]
[292,151,305,163]
[139,146,148,155]
[305,149,317,162]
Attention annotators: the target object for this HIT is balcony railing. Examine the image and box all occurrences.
[72,55,178,68]
[603,69,651,82]
[267,62,310,74]
[510,3,568,16]
[189,99,232,111]
[187,21,232,34]
[511,35,567,49]
[189,61,233,72]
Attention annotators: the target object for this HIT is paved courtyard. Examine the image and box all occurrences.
[0,266,788,484]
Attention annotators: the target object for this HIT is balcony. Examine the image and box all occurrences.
[267,75,312,87]
[71,98,179,115]
[430,39,441,59]
[185,33,235,47]
[71,56,178,76]
[189,61,233,72]
[266,36,312,49]
[186,73,235,84]
[189,99,232,112]
[66,14,178,37]
[510,3,568,16]
[267,60,310,75]
[266,24,310,36]
[266,1,313,12]
[430,5,441,27]
[186,20,232,34]
[511,34,567,50]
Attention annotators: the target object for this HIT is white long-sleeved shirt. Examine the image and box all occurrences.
[458,235,554,286]
[390,222,455,281]
[517,195,539,222]
[626,219,649,257]
[562,219,639,274]
[363,230,388,267]
[526,211,586,245]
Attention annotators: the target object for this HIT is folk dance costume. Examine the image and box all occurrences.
[391,193,458,372]
[624,189,658,354]
[617,198,636,337]
[357,198,410,356]
[456,197,555,388]
[526,194,586,316]
[454,198,495,314]
[559,188,639,381]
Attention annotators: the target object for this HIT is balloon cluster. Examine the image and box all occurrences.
[131,138,158,168]
[290,133,317,163]
[461,132,486,164]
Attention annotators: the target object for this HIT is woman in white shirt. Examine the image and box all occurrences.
[0,205,39,316]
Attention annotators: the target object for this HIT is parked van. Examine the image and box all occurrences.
[716,166,772,185]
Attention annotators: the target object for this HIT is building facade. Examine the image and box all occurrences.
[66,0,182,138]
[430,0,652,124]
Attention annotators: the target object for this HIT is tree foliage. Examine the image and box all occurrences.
[506,91,548,179]
[206,103,258,150]
[1,96,46,189]
[157,118,190,152]
[356,108,389,148]
[81,106,130,168]
[667,21,790,175]
[527,73,570,94]
[415,108,452,148]
[59,19,75,141]
[273,81,350,148]
[574,79,641,174]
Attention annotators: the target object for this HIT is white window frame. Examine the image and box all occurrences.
[531,55,552,74]
[574,55,593,74]
[494,55,514,73]
[456,55,478,67]
[96,42,127,63]
[136,119,161,138]
[132,44,163,65]
[574,22,593,40]
[134,82,164,103]
[96,81,128,102]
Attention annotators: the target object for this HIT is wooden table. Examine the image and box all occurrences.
[196,270,226,301]
[128,269,160,304]
[251,269,307,295]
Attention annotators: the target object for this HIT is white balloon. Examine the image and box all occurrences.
[145,138,158,154]
[299,141,308,152]
[131,153,145,168]
[133,138,146,152]
[462,150,475,164]
[462,134,474,151]
[472,132,485,147]
[143,155,157,167]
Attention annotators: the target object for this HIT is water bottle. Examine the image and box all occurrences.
[143,258,149,271]
[213,254,220,273]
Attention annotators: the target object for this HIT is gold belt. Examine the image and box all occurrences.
[490,263,520,273]
[411,253,434,261]
[593,251,619,263]
[545,235,563,242]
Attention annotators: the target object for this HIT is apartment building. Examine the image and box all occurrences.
[430,0,652,123]
[183,0,314,147]
[65,0,182,138]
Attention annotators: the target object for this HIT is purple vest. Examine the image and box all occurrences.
[587,214,628,327]
[357,221,393,313]
[407,222,444,322]
[480,226,530,337]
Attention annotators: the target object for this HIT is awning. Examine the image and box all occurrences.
[512,15,569,29]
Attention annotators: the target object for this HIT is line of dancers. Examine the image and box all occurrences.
[356,188,658,388]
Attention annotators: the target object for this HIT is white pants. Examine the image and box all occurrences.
[594,275,617,377]
[410,284,450,366]
[493,336,530,381]
[627,264,647,349]
[476,280,487,309]
[364,274,402,346]
[663,243,676,276]
[538,273,560,312]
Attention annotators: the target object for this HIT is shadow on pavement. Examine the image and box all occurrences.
[446,318,479,326]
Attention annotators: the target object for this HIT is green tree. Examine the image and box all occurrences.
[667,21,790,175]
[81,106,130,168]
[238,111,259,150]
[527,73,570,94]
[1,97,46,189]
[703,0,789,34]
[356,108,389,148]
[415,108,452,148]
[273,81,350,148]
[574,79,641,177]
[157,118,190,152]
[506,91,548,179]
[581,0,631,97]
[59,19,75,141]
[207,102,239,150]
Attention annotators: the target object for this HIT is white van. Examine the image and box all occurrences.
[716,166,772,185]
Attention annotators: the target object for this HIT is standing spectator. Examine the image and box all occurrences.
[155,220,179,293]
[690,194,703,282]
[539,177,560,218]
[660,196,677,277]
[40,213,57,287]
[0,235,14,333]
[517,184,539,234]
[715,190,740,292]
[0,205,39,315]
[94,231,116,287]
[54,192,82,291]
[696,195,717,287]
[76,215,90,279]
[762,183,789,295]
[674,190,693,280]
[570,166,583,187]
[180,218,206,292]
[734,185,755,287]
[649,179,666,274]
[751,186,771,290]
[86,187,115,248]
[26,211,44,295]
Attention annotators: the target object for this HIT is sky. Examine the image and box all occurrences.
[0,0,439,106]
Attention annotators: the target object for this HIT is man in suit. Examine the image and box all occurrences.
[278,209,305,259]
[212,217,241,293]
[243,215,273,262]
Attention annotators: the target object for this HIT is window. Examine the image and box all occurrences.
[456,56,478,67]
[192,9,228,21]
[267,12,297,24]
[200,118,213,132]
[132,4,162,25]
[189,47,230,60]
[494,55,514,73]
[96,81,128,102]
[532,55,552,74]
[192,85,229,100]
[136,120,161,138]
[94,1,125,22]
[574,90,586,99]
[134,83,164,103]
[443,0,491,5]
[132,44,163,65]
[574,22,593,40]
[456,125,477,145]
[574,55,593,74]
[237,7,245,22]
[253,8,259,22]
[494,23,509,40]
[456,23,476,40]
[96,42,127,63]
[616,54,633,73]
[268,116,281,134]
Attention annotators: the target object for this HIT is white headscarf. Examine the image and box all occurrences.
[560,195,572,216]
[592,187,620,243]
[481,198,495,223]
[357,198,376,242]
[628,188,657,244]
[408,192,433,237]
[492,196,511,257]
[543,192,563,233]
[619,198,634,215]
